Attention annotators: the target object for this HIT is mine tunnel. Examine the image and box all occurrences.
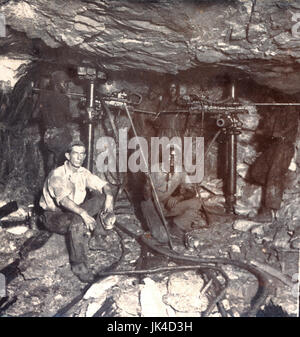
[0,0,299,318]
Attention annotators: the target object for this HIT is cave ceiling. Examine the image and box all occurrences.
[1,0,300,94]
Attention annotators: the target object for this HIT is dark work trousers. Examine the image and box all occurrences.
[251,141,295,210]
[43,193,105,266]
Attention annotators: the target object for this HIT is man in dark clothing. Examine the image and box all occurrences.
[250,104,299,222]
[37,71,73,173]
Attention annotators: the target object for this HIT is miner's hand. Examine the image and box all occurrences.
[103,201,113,214]
[80,211,96,232]
[166,197,178,210]
[60,196,96,232]
[87,107,98,120]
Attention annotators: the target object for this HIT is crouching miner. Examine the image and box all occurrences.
[39,140,114,282]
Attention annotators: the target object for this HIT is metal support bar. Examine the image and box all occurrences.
[225,133,237,213]
[87,80,95,172]
[224,83,238,213]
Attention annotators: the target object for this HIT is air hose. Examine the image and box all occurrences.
[116,221,270,317]
[52,220,270,317]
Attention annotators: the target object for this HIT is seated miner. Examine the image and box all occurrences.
[39,140,115,283]
[250,102,299,222]
[141,146,204,243]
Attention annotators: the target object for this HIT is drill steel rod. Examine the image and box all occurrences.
[122,103,175,251]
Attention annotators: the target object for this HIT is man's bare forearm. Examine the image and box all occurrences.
[60,196,97,231]
[60,196,88,218]
[60,196,96,231]
[103,183,114,211]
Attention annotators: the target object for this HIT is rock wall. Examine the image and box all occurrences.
[2,0,300,94]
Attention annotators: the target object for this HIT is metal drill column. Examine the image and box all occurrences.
[226,130,237,213]
[225,82,237,213]
[87,80,95,172]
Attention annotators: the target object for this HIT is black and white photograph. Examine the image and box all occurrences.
[0,0,299,320]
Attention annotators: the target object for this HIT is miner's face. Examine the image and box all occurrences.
[148,89,157,100]
[169,83,177,98]
[54,78,69,94]
[66,145,86,168]
[179,84,187,96]
[59,80,69,93]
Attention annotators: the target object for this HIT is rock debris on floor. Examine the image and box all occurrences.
[0,190,299,317]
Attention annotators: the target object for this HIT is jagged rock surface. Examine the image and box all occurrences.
[2,0,300,94]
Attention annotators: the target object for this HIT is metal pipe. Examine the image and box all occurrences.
[32,88,300,107]
[224,82,237,213]
[87,81,95,172]
[32,87,84,98]
[231,82,235,100]
[226,133,237,213]
[236,102,300,106]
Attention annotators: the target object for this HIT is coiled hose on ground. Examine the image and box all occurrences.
[52,220,270,318]
[0,203,270,317]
